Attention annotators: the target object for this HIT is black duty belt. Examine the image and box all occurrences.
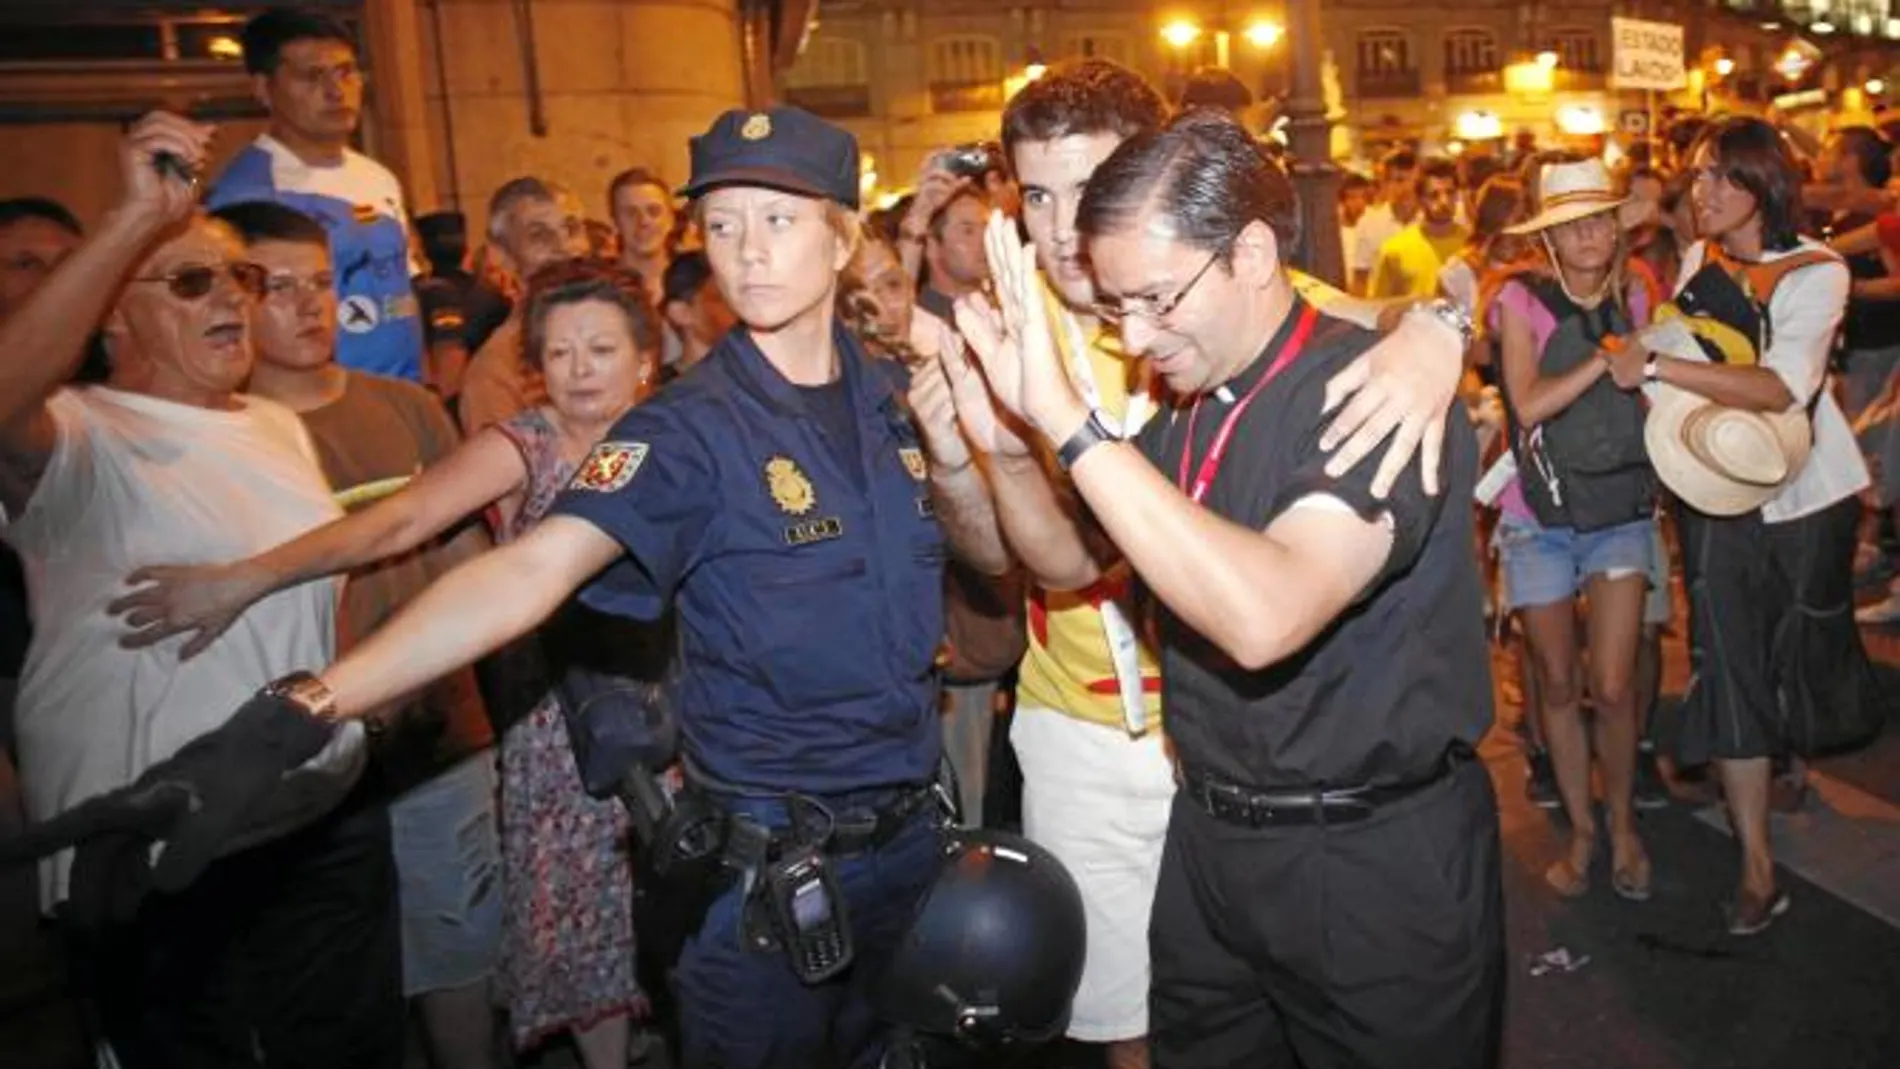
[1179,749,1467,829]
[709,781,943,864]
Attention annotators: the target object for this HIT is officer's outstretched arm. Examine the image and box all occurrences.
[317,516,622,720]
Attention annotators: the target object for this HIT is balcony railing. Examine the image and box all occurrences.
[1356,68,1421,98]
[930,79,1005,113]
[1442,66,1606,95]
[783,84,872,119]
[1445,69,1503,94]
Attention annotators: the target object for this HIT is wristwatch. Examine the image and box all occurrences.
[1409,297,1476,349]
[265,670,338,720]
[1056,408,1116,470]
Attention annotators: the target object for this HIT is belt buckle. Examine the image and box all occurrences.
[1203,781,1255,826]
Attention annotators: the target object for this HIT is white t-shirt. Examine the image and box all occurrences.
[0,387,344,907]
[1669,240,1870,522]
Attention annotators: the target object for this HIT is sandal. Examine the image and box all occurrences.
[1611,851,1653,902]
[1726,886,1791,936]
[1544,838,1594,898]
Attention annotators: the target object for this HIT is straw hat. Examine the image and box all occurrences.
[1644,383,1812,516]
[1506,159,1629,236]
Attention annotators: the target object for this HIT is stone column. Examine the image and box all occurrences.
[373,0,747,227]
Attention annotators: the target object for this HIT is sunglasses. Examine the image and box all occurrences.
[128,262,268,301]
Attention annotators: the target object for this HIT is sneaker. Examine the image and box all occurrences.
[1857,592,1900,625]
[1526,749,1561,809]
[1633,742,1670,810]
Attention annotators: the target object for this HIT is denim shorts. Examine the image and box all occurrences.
[1496,515,1657,612]
[387,750,502,997]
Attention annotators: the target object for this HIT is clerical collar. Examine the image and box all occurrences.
[1208,298,1312,406]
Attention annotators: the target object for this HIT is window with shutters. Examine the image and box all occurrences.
[1443,29,1498,75]
[783,36,871,117]
[929,35,1004,112]
[1549,28,1601,73]
[1356,29,1418,97]
[1061,32,1130,66]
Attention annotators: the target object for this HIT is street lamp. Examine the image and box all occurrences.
[1157,10,1334,283]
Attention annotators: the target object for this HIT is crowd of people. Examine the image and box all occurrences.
[0,7,1895,1069]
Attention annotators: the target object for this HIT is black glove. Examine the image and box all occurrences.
[2,685,336,920]
[147,687,335,892]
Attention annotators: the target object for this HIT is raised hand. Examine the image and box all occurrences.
[956,210,1085,441]
[118,111,214,230]
[109,562,264,660]
[937,321,1031,458]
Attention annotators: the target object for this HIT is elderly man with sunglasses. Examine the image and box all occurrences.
[0,112,405,1067]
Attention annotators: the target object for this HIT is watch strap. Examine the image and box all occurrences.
[1056,409,1115,470]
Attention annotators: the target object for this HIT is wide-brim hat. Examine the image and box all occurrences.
[1506,158,1629,235]
[1644,382,1812,516]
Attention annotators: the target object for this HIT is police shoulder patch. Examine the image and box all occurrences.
[571,441,649,492]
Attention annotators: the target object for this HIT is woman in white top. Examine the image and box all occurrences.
[1610,116,1881,937]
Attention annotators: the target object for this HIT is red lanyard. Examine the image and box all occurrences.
[1176,305,1319,504]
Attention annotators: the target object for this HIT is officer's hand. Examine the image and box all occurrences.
[116,111,212,232]
[110,560,266,661]
[1318,308,1460,499]
[938,321,1031,457]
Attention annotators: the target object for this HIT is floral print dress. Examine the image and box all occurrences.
[492,408,642,1048]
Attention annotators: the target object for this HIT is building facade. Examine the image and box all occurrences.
[783,0,1900,189]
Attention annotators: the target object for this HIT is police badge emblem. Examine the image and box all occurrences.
[571,442,649,492]
[764,456,817,515]
[898,447,928,481]
[740,114,773,141]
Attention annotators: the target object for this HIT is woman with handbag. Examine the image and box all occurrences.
[1491,158,1660,903]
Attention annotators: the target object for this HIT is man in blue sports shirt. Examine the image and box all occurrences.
[208,7,425,385]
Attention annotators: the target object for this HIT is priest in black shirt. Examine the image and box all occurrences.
[952,110,1503,1068]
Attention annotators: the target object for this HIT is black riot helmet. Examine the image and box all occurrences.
[880,829,1087,1066]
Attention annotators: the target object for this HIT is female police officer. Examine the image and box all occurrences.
[224,107,950,1068]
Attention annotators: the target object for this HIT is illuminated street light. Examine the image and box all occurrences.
[1244,21,1284,48]
[1811,19,1836,34]
[1161,20,1202,49]
[1869,78,1888,95]
[1714,57,1736,77]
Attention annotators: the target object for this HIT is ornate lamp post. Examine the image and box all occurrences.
[1283,0,1343,285]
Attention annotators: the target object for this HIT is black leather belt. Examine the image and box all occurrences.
[1180,750,1466,829]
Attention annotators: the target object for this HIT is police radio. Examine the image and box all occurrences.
[764,845,854,984]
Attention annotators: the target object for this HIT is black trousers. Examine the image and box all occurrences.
[1150,759,1505,1069]
[1676,496,1885,764]
[69,797,404,1069]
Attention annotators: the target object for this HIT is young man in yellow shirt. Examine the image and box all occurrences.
[1370,157,1469,300]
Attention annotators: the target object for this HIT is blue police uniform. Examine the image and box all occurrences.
[546,106,949,1069]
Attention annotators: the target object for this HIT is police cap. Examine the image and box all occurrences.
[680,106,861,210]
